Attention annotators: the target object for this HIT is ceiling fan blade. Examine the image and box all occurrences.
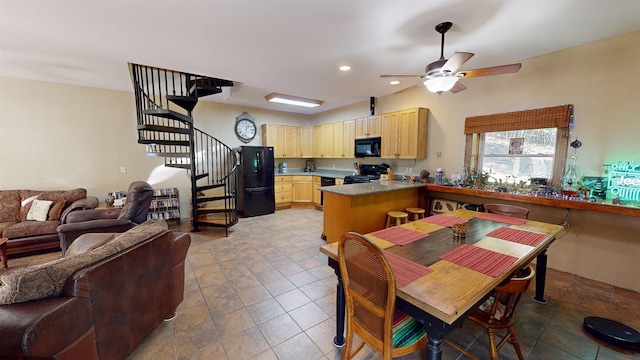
[442,52,474,73]
[380,74,424,78]
[393,83,423,94]
[457,63,522,78]
[451,81,467,93]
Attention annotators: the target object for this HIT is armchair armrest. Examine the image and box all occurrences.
[65,208,120,223]
[57,219,135,255]
[60,196,99,224]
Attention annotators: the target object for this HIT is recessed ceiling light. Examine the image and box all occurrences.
[265,92,323,108]
[339,65,351,71]
[390,80,400,85]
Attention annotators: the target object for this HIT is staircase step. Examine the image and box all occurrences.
[138,139,190,146]
[195,173,209,181]
[188,78,233,98]
[196,183,225,191]
[197,195,234,203]
[146,152,191,158]
[198,206,235,214]
[166,163,190,169]
[167,95,198,111]
[143,108,192,123]
[138,124,190,134]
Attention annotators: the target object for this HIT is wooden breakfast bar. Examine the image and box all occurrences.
[320,180,426,244]
[320,208,564,360]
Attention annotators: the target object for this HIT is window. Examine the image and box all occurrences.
[480,128,557,184]
[464,105,573,187]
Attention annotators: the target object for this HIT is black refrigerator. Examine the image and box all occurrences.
[239,146,275,217]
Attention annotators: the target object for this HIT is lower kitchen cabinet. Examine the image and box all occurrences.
[275,176,292,208]
[313,176,321,205]
[292,175,313,202]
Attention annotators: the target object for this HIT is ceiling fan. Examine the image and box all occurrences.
[381,21,522,94]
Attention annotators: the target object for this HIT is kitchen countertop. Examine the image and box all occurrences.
[319,180,426,196]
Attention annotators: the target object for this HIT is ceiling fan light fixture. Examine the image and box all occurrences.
[424,76,458,94]
[265,92,323,108]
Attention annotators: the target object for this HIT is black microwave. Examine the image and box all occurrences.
[354,137,381,157]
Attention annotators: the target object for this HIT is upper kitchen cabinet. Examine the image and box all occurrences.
[380,108,428,159]
[355,115,381,138]
[333,120,355,158]
[300,126,314,158]
[313,124,334,158]
[262,124,300,158]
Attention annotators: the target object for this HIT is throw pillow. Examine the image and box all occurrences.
[47,198,67,221]
[26,199,53,221]
[20,195,40,221]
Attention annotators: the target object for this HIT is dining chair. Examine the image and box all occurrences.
[338,232,428,360]
[483,203,530,219]
[446,265,536,360]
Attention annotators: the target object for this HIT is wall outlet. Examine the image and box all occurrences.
[120,166,126,174]
[407,167,412,174]
[332,164,336,168]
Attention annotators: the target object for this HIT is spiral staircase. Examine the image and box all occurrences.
[128,63,238,234]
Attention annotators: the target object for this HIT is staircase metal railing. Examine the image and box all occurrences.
[128,63,238,233]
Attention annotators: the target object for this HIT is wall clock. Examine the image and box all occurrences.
[235,112,257,143]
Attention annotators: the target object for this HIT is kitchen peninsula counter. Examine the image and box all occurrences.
[320,180,426,243]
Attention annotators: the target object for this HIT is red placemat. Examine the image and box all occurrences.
[486,227,546,247]
[439,244,518,277]
[475,212,527,225]
[383,250,433,288]
[420,214,468,227]
[367,226,426,246]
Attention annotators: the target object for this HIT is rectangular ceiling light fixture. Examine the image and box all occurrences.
[265,92,324,108]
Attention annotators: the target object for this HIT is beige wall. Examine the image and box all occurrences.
[1,30,639,291]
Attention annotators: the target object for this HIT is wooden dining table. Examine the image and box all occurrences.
[319,208,564,360]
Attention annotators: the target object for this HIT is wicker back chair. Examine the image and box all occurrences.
[338,232,427,359]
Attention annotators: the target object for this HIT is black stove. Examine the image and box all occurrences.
[344,165,381,184]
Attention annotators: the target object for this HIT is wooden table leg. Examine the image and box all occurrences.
[329,258,345,347]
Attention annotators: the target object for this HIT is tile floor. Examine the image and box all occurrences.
[4,208,640,359]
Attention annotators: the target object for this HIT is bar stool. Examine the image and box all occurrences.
[385,211,409,228]
[405,207,426,221]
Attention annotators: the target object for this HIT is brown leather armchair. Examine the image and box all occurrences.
[57,181,154,255]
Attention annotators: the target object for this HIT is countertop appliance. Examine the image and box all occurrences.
[305,159,315,172]
[344,164,381,184]
[278,162,288,173]
[239,146,275,217]
[354,137,381,157]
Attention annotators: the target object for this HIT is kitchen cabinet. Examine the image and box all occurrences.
[355,115,381,138]
[313,176,321,205]
[275,175,292,207]
[300,126,314,158]
[313,124,333,158]
[332,120,355,158]
[262,124,300,158]
[381,107,428,159]
[292,175,313,202]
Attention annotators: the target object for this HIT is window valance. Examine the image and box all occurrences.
[464,104,573,134]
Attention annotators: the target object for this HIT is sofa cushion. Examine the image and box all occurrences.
[0,191,21,223]
[26,200,53,222]
[2,220,60,239]
[0,222,18,237]
[48,198,67,221]
[65,233,116,257]
[0,219,169,305]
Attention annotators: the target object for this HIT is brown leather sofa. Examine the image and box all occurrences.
[0,222,191,359]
